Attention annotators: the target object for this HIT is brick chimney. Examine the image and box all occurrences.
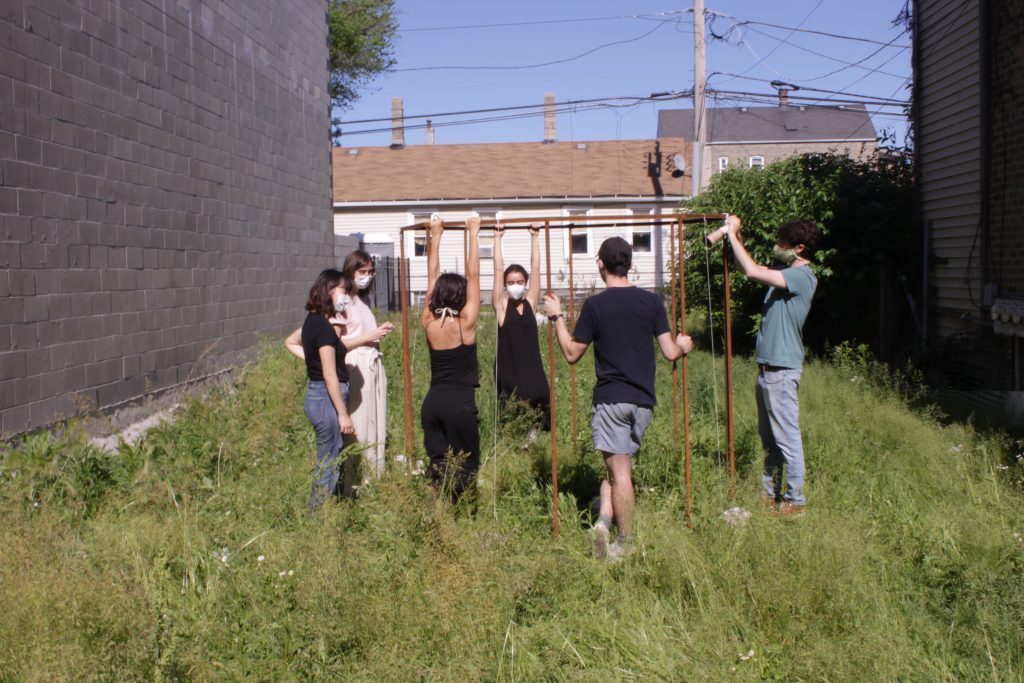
[390,97,404,149]
[543,92,556,143]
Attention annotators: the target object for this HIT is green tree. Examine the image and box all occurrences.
[328,0,398,144]
[681,152,916,360]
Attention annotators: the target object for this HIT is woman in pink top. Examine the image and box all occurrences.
[340,250,393,492]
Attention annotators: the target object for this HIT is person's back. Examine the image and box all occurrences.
[573,287,669,407]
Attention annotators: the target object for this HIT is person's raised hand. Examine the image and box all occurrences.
[494,222,505,241]
[724,213,742,237]
[466,212,481,235]
[528,222,542,237]
[429,213,444,239]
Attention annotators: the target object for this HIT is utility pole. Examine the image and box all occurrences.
[692,0,706,195]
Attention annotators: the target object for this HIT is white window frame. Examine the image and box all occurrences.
[718,156,729,171]
[749,155,765,168]
[561,207,593,257]
[625,206,654,254]
[472,207,501,259]
[405,209,437,259]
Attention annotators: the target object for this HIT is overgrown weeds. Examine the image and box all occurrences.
[1,326,1021,681]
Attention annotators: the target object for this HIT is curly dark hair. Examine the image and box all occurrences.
[429,272,467,315]
[777,220,822,256]
[305,268,344,318]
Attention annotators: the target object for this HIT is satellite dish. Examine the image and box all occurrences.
[672,153,686,178]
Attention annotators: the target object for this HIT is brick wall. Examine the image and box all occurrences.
[988,0,1024,297]
[0,0,332,437]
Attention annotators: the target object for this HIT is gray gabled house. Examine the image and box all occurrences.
[658,103,878,191]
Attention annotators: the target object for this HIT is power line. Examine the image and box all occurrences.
[392,18,677,72]
[707,74,909,102]
[741,26,908,80]
[712,0,826,85]
[399,10,689,33]
[730,18,911,48]
[709,89,909,108]
[335,93,688,126]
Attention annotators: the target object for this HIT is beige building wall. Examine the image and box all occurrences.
[703,140,878,185]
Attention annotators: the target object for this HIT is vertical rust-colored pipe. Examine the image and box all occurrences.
[679,216,692,527]
[567,225,577,448]
[399,227,414,461]
[463,228,468,272]
[669,220,679,439]
[544,221,560,539]
[722,244,736,499]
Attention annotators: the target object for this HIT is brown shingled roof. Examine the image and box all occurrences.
[332,138,691,202]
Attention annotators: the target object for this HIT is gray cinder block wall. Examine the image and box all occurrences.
[0,0,333,437]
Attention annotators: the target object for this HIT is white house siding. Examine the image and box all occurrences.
[334,203,685,302]
[917,0,982,340]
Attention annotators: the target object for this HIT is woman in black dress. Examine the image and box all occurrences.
[492,223,550,430]
[420,214,482,501]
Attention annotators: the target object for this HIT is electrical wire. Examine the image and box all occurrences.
[740,26,908,81]
[392,18,678,72]
[400,10,690,33]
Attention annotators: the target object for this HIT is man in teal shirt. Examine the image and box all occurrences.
[719,215,821,515]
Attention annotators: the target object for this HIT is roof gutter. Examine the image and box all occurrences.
[332,195,687,209]
[704,138,876,145]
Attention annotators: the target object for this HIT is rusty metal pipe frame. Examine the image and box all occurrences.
[567,225,577,449]
[669,222,679,441]
[401,213,728,232]
[722,246,736,500]
[678,217,692,527]
[544,221,560,539]
[395,213,727,521]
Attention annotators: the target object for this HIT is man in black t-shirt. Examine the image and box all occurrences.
[545,237,693,560]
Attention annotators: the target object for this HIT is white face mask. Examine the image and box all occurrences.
[333,294,350,313]
[506,283,526,300]
[354,274,373,290]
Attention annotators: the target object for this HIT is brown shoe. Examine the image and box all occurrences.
[774,502,805,517]
[760,496,777,512]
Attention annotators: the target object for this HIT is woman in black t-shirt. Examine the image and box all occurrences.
[285,269,392,508]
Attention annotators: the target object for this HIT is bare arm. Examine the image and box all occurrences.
[492,225,507,322]
[421,215,444,329]
[724,215,788,289]
[318,345,354,434]
[284,327,304,360]
[657,332,693,361]
[543,292,588,364]
[526,224,541,310]
[461,214,481,329]
[342,322,394,350]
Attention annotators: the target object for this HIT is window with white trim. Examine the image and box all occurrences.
[474,208,499,258]
[563,207,592,255]
[626,206,653,253]
[406,210,436,257]
[718,156,729,171]
[749,156,765,168]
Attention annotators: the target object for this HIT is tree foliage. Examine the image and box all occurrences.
[328,0,398,143]
[681,152,916,359]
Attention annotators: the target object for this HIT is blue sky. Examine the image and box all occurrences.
[335,1,912,148]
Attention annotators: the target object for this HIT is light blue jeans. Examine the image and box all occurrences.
[756,367,806,505]
[305,379,350,509]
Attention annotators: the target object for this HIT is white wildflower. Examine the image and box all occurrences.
[287,569,294,576]
[278,570,287,577]
[257,555,265,563]
[720,507,751,528]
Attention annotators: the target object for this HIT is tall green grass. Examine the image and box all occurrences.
[1,320,1022,681]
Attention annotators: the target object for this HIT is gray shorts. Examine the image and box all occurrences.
[591,402,654,456]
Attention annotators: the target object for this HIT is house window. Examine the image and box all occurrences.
[408,211,436,257]
[749,156,765,168]
[563,208,592,255]
[626,207,654,253]
[718,156,729,171]
[632,231,652,252]
[474,209,499,258]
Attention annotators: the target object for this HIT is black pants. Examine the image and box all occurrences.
[421,384,479,500]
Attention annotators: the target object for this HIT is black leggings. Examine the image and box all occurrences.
[421,384,480,500]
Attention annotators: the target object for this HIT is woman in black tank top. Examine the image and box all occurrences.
[492,224,550,430]
[419,214,482,502]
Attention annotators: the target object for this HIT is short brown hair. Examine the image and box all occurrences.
[305,269,343,317]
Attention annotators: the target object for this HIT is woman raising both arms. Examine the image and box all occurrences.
[492,223,550,431]
[420,213,482,502]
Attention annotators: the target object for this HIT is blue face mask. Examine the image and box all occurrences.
[333,294,351,313]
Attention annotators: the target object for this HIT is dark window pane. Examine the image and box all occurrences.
[414,236,426,257]
[571,234,588,254]
[633,231,651,252]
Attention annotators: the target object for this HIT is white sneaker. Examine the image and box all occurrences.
[591,524,610,560]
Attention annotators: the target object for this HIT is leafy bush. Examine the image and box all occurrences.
[683,152,916,358]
